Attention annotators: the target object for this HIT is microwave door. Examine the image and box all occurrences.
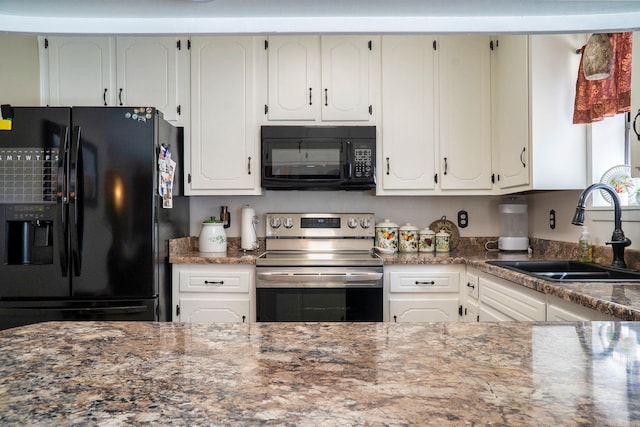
[264,139,346,183]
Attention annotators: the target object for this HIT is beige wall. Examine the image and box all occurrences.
[0,35,40,105]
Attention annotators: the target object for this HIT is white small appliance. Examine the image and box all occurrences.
[498,203,529,251]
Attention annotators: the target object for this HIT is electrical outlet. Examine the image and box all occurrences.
[457,210,469,228]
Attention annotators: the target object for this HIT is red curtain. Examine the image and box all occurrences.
[573,32,633,124]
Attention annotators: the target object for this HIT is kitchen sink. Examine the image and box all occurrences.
[486,260,640,283]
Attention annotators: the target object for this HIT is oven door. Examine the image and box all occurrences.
[261,138,347,190]
[256,267,383,322]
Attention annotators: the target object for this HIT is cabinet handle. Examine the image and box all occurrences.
[386,157,390,175]
[467,282,475,289]
[247,157,252,175]
[443,157,448,175]
[415,280,435,285]
[393,315,398,323]
[242,315,246,323]
[324,88,328,106]
[309,88,313,105]
[203,280,224,286]
[118,88,123,106]
[103,88,108,106]
[520,147,526,168]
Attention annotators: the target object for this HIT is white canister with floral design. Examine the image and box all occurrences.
[435,230,450,252]
[375,219,399,252]
[418,228,436,252]
[199,217,227,253]
[399,223,419,253]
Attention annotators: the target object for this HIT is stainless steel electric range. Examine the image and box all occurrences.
[255,213,383,322]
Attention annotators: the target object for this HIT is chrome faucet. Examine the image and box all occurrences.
[572,183,631,268]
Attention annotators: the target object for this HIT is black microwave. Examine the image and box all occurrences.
[261,125,376,191]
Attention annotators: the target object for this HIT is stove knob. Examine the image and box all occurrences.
[347,217,359,228]
[283,217,294,228]
[270,217,282,229]
[360,217,372,229]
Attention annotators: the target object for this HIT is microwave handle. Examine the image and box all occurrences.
[346,140,352,179]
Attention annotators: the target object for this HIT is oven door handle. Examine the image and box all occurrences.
[257,272,382,281]
[256,271,382,284]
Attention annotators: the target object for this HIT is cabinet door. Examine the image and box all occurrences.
[380,36,436,191]
[491,36,530,190]
[116,37,186,123]
[438,36,492,190]
[546,295,617,321]
[178,298,249,323]
[321,36,372,121]
[389,298,459,322]
[189,37,259,193]
[43,36,115,106]
[266,36,319,121]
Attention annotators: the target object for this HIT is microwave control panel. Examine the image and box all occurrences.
[351,141,374,179]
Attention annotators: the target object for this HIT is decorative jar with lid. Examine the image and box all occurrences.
[399,223,419,253]
[375,219,399,252]
[435,230,450,252]
[419,228,436,252]
[199,217,227,253]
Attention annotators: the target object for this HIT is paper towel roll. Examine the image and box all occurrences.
[241,205,258,250]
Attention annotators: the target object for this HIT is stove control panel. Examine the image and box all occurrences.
[265,213,375,238]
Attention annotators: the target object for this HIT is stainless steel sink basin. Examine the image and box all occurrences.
[486,260,640,282]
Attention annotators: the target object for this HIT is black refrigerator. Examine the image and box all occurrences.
[0,106,189,330]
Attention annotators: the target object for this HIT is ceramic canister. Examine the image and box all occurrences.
[375,219,399,252]
[435,230,451,252]
[419,228,436,252]
[399,223,419,252]
[199,217,227,253]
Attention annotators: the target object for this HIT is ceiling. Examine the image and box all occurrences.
[2,0,640,35]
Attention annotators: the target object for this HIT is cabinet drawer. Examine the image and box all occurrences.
[178,270,250,293]
[389,271,459,293]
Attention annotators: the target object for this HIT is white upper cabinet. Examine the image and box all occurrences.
[265,35,378,122]
[490,34,587,193]
[188,36,261,195]
[41,37,115,107]
[40,36,188,124]
[379,36,436,192]
[115,37,184,122]
[491,35,530,190]
[528,34,587,190]
[266,36,319,121]
[438,35,493,191]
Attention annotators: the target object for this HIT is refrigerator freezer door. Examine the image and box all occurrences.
[0,107,72,298]
[70,107,161,298]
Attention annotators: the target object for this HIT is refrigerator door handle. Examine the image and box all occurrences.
[57,125,70,277]
[69,125,82,276]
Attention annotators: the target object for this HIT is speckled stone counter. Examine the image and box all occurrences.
[1,321,639,426]
[170,236,640,321]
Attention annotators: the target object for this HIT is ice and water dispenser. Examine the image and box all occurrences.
[3,205,55,265]
[497,203,529,251]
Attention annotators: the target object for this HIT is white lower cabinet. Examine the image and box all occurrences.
[386,265,462,322]
[546,295,617,321]
[172,264,254,323]
[473,268,546,321]
[460,270,480,322]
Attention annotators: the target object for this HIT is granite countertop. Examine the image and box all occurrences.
[1,321,639,426]
[169,236,640,321]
